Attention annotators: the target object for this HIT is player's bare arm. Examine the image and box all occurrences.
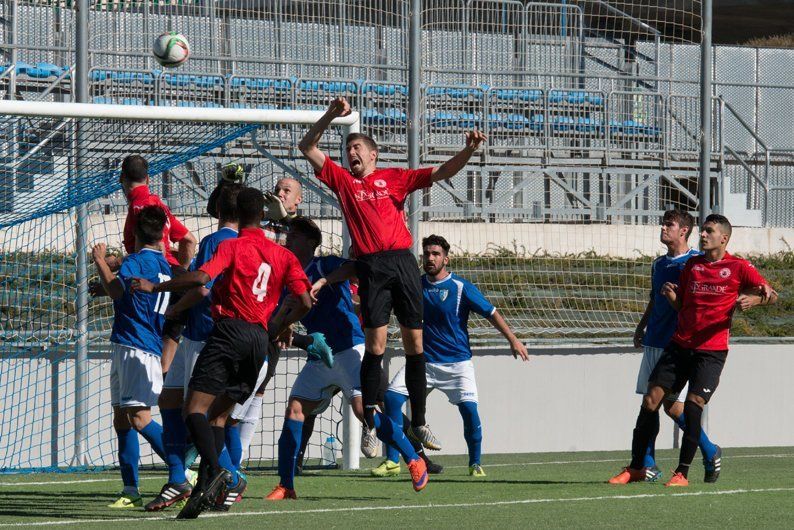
[486,310,529,361]
[660,281,682,311]
[269,292,313,339]
[633,293,654,348]
[132,270,210,294]
[430,130,487,183]
[175,231,198,270]
[736,284,778,311]
[299,97,351,172]
[310,261,357,301]
[92,243,124,300]
[164,286,209,319]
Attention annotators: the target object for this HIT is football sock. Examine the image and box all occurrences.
[225,424,242,471]
[360,352,383,429]
[297,414,318,467]
[373,411,418,464]
[116,428,140,490]
[161,408,187,484]
[458,401,482,467]
[278,419,303,490]
[404,354,427,428]
[676,401,703,477]
[675,411,718,460]
[215,426,239,487]
[138,420,167,463]
[185,413,220,487]
[642,410,660,468]
[383,390,408,463]
[630,406,660,470]
[238,395,263,461]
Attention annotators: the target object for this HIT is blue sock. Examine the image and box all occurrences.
[676,412,718,460]
[278,418,303,490]
[226,424,242,471]
[218,446,239,487]
[138,420,168,463]
[373,412,418,464]
[384,391,408,464]
[458,401,483,467]
[116,428,140,490]
[643,439,657,468]
[161,408,187,484]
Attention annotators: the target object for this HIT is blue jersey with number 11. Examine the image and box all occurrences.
[110,248,172,356]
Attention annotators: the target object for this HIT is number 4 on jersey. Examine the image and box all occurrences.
[253,263,272,302]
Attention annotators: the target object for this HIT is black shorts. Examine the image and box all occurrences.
[355,249,423,329]
[163,264,188,342]
[188,318,270,404]
[648,342,728,403]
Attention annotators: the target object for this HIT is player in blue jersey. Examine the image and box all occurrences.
[375,234,528,478]
[92,206,173,508]
[266,217,430,500]
[144,184,243,512]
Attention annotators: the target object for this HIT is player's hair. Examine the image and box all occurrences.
[422,234,451,255]
[290,215,323,249]
[346,133,378,152]
[217,183,243,222]
[662,209,695,239]
[236,186,266,226]
[120,154,148,183]
[704,213,733,238]
[135,205,167,245]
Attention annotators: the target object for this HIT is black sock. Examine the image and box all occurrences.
[630,407,660,469]
[405,355,427,428]
[292,333,313,351]
[401,413,424,453]
[185,413,220,488]
[297,414,317,466]
[212,426,225,456]
[360,352,383,428]
[675,401,703,477]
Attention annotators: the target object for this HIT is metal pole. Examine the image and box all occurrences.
[70,0,90,468]
[698,0,713,225]
[407,0,422,256]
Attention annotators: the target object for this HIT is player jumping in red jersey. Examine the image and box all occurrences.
[609,214,777,487]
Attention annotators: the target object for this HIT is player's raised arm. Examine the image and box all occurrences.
[430,130,487,183]
[92,243,124,300]
[132,270,210,294]
[486,309,529,361]
[175,231,197,270]
[299,97,352,173]
[310,260,357,301]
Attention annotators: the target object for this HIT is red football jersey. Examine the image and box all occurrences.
[672,253,768,350]
[123,185,190,267]
[199,227,311,329]
[316,156,434,256]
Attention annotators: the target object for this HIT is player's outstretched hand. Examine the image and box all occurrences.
[263,191,288,222]
[310,278,327,303]
[131,277,155,293]
[632,328,644,349]
[758,283,775,300]
[465,130,487,152]
[104,254,122,271]
[511,340,529,362]
[91,243,107,264]
[327,97,352,118]
[660,281,678,301]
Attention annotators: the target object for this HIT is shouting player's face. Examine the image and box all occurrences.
[423,245,449,277]
[274,178,302,214]
[699,221,729,251]
[346,139,377,177]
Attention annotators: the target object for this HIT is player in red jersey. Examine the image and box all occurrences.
[299,97,485,453]
[133,187,312,518]
[609,214,777,487]
[118,155,198,375]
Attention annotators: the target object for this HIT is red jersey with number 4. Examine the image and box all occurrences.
[199,227,311,329]
[123,185,189,267]
[316,156,434,256]
[672,253,768,351]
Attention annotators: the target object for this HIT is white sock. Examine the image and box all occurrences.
[238,395,263,461]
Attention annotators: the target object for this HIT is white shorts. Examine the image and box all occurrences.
[290,344,365,415]
[162,337,205,395]
[230,359,270,421]
[637,346,685,402]
[388,359,478,405]
[110,343,163,408]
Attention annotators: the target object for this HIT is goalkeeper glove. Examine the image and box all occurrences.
[264,191,289,222]
[221,163,246,184]
[306,332,334,368]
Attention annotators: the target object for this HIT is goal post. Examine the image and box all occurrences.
[0,100,362,471]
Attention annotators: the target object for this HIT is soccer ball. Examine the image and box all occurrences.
[152,31,190,68]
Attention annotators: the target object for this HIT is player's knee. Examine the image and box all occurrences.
[642,389,664,411]
[285,398,305,421]
[685,395,706,409]
[127,408,152,431]
[663,400,683,419]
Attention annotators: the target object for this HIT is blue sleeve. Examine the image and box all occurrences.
[116,256,140,292]
[196,235,222,289]
[320,255,350,276]
[462,280,495,318]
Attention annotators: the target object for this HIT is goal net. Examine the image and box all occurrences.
[0,100,359,472]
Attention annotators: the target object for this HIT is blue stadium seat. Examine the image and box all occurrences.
[456,112,481,128]
[620,120,661,137]
[362,83,408,96]
[575,117,604,133]
[298,80,357,93]
[427,111,458,127]
[12,61,33,76]
[231,77,292,91]
[492,88,543,102]
[426,86,481,99]
[25,62,64,79]
[192,75,223,88]
[529,114,545,132]
[550,116,575,132]
[162,73,192,87]
[487,113,531,130]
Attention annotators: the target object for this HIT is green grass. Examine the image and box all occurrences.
[2,447,793,528]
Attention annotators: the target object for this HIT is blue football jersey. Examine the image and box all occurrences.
[183,227,238,342]
[643,248,702,348]
[110,248,172,355]
[422,273,495,364]
[300,255,365,353]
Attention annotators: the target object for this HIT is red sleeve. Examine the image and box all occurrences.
[166,209,189,243]
[404,167,434,194]
[740,260,767,289]
[283,252,311,296]
[122,211,136,255]
[199,239,235,280]
[315,155,347,192]
[677,261,693,306]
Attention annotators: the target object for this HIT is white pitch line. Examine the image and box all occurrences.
[2,487,794,527]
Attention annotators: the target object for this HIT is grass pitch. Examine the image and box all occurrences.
[1,447,793,528]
